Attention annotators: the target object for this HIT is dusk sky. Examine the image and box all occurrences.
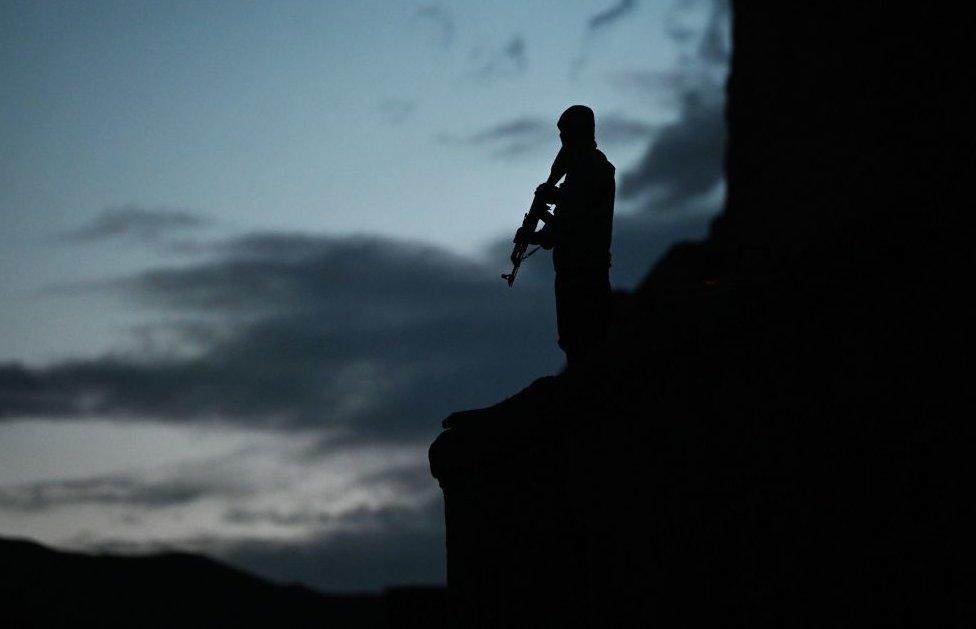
[0,0,728,591]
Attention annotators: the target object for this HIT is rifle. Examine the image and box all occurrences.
[501,149,568,287]
[501,194,548,287]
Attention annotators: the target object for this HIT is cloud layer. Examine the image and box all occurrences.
[220,496,446,591]
[588,0,641,32]
[63,206,211,243]
[0,233,560,451]
[0,474,223,511]
[441,113,655,158]
[616,0,730,211]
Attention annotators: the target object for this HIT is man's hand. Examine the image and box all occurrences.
[528,203,555,224]
[513,225,534,244]
[535,182,560,204]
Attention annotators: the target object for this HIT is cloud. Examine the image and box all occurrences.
[0,432,441,590]
[221,462,438,530]
[588,0,640,31]
[440,113,654,159]
[223,498,434,532]
[0,233,560,449]
[63,206,211,243]
[617,0,730,211]
[437,117,549,158]
[618,92,725,209]
[597,116,658,145]
[220,497,445,591]
[464,118,548,144]
[0,473,236,511]
[414,5,454,50]
[606,70,682,101]
[355,463,437,495]
[0,202,708,444]
[696,0,731,65]
[75,495,446,591]
[572,0,642,77]
[475,35,527,79]
[610,210,715,287]
[501,36,527,71]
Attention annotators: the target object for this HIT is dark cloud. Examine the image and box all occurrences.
[223,506,330,528]
[664,0,730,55]
[63,206,211,243]
[465,118,548,144]
[588,0,640,31]
[663,5,698,44]
[0,202,709,442]
[606,70,682,101]
[597,115,657,145]
[696,0,731,65]
[618,92,725,209]
[572,0,642,77]
[437,117,549,158]
[0,233,559,447]
[122,233,490,317]
[441,113,654,159]
[663,0,731,66]
[81,497,446,591]
[0,473,233,511]
[618,0,730,211]
[414,5,454,50]
[610,210,714,287]
[502,36,527,71]
[476,35,527,79]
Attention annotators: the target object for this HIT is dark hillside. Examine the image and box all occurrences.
[0,537,448,628]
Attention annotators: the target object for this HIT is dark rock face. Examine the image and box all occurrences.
[430,3,974,626]
[716,4,973,265]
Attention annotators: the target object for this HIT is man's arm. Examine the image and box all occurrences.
[514,219,557,249]
[529,183,564,224]
[527,223,556,249]
[535,181,563,206]
[529,182,565,247]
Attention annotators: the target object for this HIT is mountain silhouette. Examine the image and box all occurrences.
[431,2,973,626]
[0,536,448,628]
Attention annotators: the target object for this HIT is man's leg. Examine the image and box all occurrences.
[555,269,611,366]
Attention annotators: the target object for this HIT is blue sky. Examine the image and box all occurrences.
[0,0,728,590]
[1,0,702,361]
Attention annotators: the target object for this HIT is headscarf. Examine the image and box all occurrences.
[547,105,597,184]
[557,105,597,150]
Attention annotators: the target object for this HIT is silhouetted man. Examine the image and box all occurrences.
[517,105,615,367]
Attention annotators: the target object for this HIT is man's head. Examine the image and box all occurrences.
[557,105,597,150]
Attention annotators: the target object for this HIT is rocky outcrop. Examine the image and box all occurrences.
[430,3,974,626]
